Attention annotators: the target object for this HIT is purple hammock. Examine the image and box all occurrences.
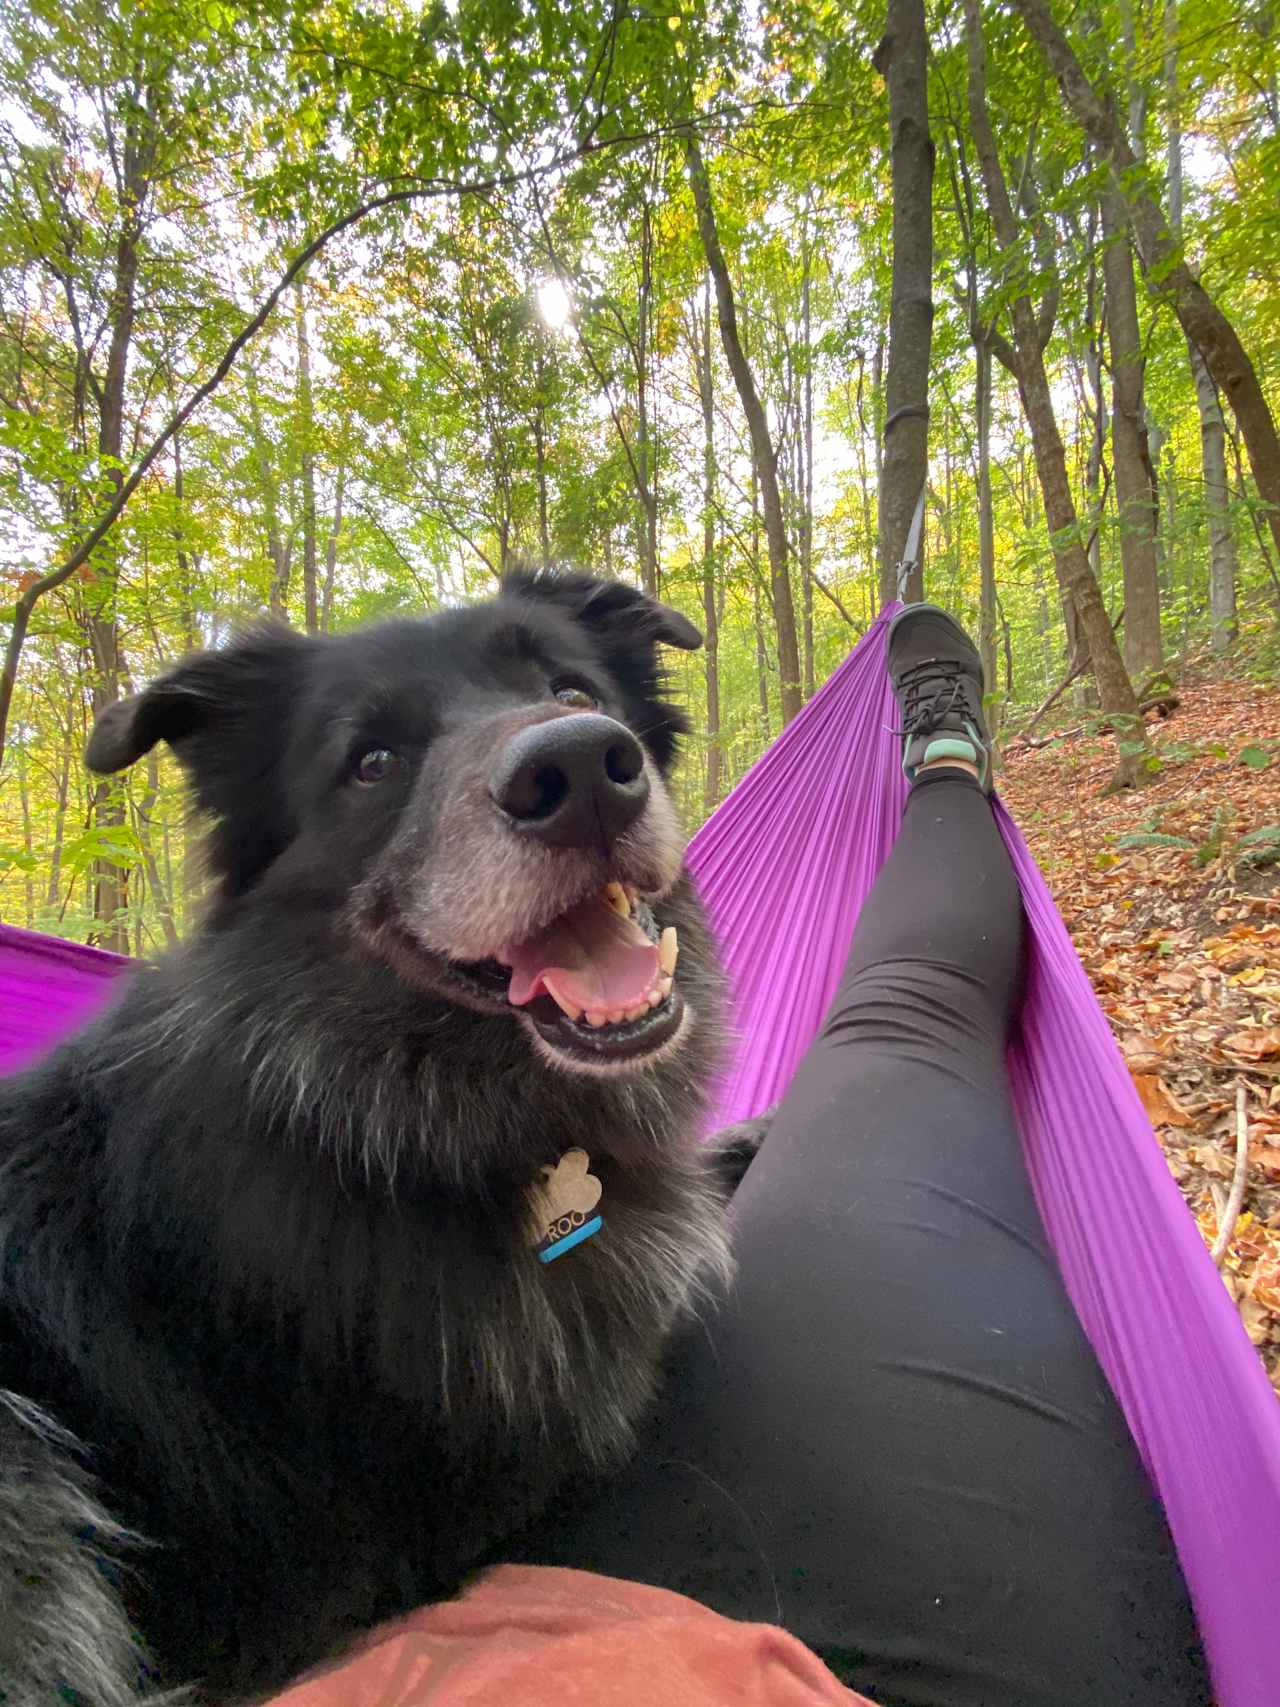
[2,608,1278,1704]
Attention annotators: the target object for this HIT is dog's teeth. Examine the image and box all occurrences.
[657,974,672,998]
[624,1003,647,1022]
[646,987,663,1008]
[548,987,583,1023]
[585,1010,607,1027]
[658,927,678,977]
[603,882,630,917]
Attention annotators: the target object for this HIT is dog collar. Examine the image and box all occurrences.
[530,1148,603,1263]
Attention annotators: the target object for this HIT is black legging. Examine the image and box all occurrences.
[510,769,1210,1707]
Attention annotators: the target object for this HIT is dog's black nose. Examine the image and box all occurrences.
[490,714,650,848]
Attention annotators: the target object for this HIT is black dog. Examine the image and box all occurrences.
[0,572,743,1704]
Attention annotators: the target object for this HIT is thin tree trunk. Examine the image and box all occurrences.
[17,741,35,927]
[1195,353,1239,649]
[1012,0,1280,559]
[295,283,319,634]
[750,464,771,735]
[965,0,1146,783]
[853,356,876,594]
[171,422,200,653]
[685,129,802,721]
[1101,189,1162,676]
[694,286,721,811]
[874,0,934,606]
[534,365,552,572]
[634,198,657,596]
[85,114,150,952]
[1079,232,1107,598]
[1164,9,1237,650]
[975,335,998,731]
[801,208,816,697]
[247,374,293,618]
[1228,425,1280,612]
[46,734,71,913]
[321,465,346,633]
[136,751,179,948]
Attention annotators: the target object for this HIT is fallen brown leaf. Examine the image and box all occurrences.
[1223,1026,1280,1062]
[1133,1074,1194,1127]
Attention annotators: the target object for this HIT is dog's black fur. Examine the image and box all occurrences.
[0,572,741,1704]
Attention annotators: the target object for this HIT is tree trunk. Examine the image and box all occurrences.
[975,334,998,730]
[1011,0,1280,560]
[1079,234,1106,595]
[1164,9,1237,651]
[685,129,802,722]
[1100,189,1162,676]
[46,733,71,914]
[874,0,934,607]
[853,355,876,596]
[694,287,722,812]
[136,751,179,948]
[750,464,771,735]
[247,375,293,618]
[965,0,1146,784]
[1195,352,1239,649]
[635,198,659,597]
[321,465,346,634]
[800,209,816,698]
[85,113,150,953]
[534,369,552,571]
[170,422,201,653]
[17,741,35,927]
[295,283,320,634]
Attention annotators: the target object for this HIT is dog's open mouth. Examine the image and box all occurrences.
[453,883,682,1064]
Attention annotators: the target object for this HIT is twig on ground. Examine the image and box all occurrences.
[1211,1081,1250,1268]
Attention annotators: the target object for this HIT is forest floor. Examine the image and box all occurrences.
[999,665,1280,1396]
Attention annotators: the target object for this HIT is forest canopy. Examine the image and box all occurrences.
[1,0,1277,952]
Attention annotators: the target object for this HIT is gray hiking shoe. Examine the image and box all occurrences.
[887,603,993,792]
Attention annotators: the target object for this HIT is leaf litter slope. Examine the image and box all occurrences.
[1001,676,1280,1397]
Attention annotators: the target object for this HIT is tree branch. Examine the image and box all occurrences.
[0,125,689,759]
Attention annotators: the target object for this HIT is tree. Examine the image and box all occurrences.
[873,0,934,607]
[1162,2,1238,652]
[685,128,802,723]
[963,0,1147,784]
[1100,186,1163,677]
[1009,0,1280,562]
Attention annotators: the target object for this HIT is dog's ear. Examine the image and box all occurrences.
[86,622,313,895]
[500,569,703,654]
[500,570,701,771]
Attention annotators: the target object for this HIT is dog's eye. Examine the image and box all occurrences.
[553,682,598,711]
[353,747,400,785]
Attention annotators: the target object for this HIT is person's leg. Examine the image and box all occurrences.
[510,645,1208,1706]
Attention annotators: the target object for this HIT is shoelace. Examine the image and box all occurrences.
[894,659,970,739]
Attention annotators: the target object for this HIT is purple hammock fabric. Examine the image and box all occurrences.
[1,608,1278,1702]
[0,922,129,1076]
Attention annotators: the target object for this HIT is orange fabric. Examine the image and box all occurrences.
[269,1565,874,1707]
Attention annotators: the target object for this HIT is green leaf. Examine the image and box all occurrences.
[1238,745,1272,770]
[1235,826,1280,869]
[1114,832,1194,851]
[0,843,39,875]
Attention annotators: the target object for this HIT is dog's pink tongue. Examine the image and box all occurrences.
[503,896,658,1012]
